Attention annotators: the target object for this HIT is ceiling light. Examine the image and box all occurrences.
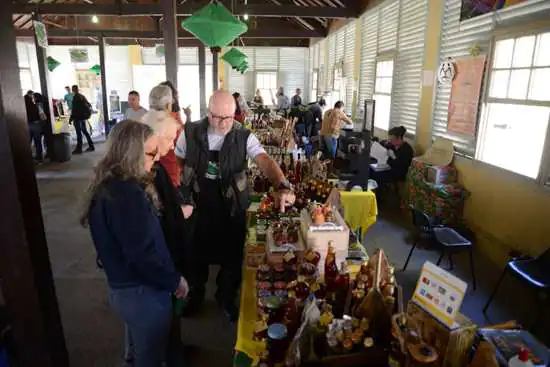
[91,15,99,24]
[243,13,249,20]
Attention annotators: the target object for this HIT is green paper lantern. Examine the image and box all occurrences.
[47,56,60,72]
[222,47,247,67]
[89,64,101,75]
[237,61,249,74]
[181,2,248,48]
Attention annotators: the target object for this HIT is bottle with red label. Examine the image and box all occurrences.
[333,261,350,317]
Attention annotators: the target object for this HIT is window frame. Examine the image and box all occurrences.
[311,69,319,101]
[476,27,550,187]
[255,70,278,107]
[373,56,395,131]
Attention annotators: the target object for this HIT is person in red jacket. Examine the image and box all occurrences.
[152,81,191,187]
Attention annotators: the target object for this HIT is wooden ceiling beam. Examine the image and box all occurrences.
[15,26,321,38]
[42,37,310,47]
[13,3,356,18]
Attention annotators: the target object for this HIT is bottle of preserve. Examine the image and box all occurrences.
[333,261,350,317]
[324,241,339,290]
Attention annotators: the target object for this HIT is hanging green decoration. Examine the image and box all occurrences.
[221,48,247,67]
[181,2,248,48]
[47,56,60,72]
[237,60,249,74]
[89,64,101,75]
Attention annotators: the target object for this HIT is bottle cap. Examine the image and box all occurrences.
[519,348,529,362]
[267,323,288,340]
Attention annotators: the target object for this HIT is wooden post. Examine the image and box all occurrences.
[32,13,55,157]
[0,2,69,366]
[98,35,110,130]
[198,44,207,116]
[212,50,219,91]
[162,0,178,87]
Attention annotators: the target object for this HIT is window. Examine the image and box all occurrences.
[477,32,550,179]
[19,69,33,96]
[311,70,318,102]
[256,71,278,106]
[373,59,394,130]
[333,67,344,106]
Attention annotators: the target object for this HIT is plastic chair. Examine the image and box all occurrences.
[403,206,477,290]
[483,248,550,327]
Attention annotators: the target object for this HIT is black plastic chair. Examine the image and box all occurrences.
[483,248,550,326]
[403,206,477,290]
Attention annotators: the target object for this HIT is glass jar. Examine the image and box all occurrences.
[264,296,284,325]
[267,323,288,364]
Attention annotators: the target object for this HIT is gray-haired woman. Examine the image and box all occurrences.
[81,120,189,367]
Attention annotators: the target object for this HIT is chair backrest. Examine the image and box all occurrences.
[410,206,434,241]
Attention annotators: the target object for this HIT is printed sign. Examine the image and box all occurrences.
[33,21,48,48]
[412,261,467,328]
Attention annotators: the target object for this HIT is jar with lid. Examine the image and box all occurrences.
[264,296,284,325]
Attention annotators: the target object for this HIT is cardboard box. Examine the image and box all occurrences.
[407,300,477,367]
[299,209,349,275]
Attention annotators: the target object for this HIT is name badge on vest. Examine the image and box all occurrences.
[205,161,220,180]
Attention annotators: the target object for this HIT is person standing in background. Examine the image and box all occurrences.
[25,91,44,163]
[320,101,352,159]
[153,82,192,187]
[308,98,326,137]
[70,85,95,154]
[125,90,148,121]
[253,89,264,106]
[291,88,302,108]
[63,86,73,111]
[273,86,290,114]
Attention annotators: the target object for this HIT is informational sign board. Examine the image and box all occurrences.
[412,261,467,328]
[33,21,48,48]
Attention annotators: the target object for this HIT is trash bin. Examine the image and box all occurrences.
[51,133,72,162]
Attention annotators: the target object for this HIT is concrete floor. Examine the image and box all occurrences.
[33,142,549,366]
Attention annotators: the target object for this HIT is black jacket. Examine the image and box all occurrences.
[180,118,250,216]
[70,93,92,122]
[153,162,190,278]
[387,141,414,181]
[25,95,40,123]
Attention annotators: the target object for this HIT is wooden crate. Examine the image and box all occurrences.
[407,300,477,367]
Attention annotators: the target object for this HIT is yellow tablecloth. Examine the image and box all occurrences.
[339,191,378,238]
[235,264,264,366]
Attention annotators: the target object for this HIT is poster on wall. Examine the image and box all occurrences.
[447,55,486,136]
[460,0,527,21]
[70,48,89,63]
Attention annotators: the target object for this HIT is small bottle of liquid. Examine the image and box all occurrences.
[508,348,534,367]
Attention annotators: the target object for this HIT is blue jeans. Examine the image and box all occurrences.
[109,286,172,367]
[74,119,94,150]
[323,135,338,158]
[28,121,43,160]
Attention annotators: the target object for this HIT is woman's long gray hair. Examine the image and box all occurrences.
[149,84,173,111]
[80,120,158,226]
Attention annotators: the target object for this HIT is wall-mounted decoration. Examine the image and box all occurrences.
[70,48,89,63]
[447,55,487,136]
[437,58,456,85]
[460,0,527,21]
[469,44,482,57]
[47,56,60,72]
[33,21,48,48]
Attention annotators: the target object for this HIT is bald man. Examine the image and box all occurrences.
[175,90,294,322]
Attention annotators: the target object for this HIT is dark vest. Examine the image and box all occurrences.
[181,118,251,216]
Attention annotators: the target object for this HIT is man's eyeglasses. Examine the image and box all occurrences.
[209,112,233,123]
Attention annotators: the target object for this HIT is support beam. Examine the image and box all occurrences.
[98,35,109,130]
[198,44,207,117]
[212,50,219,91]
[162,0,178,87]
[16,27,323,39]
[0,2,69,367]
[33,14,54,158]
[13,3,357,18]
